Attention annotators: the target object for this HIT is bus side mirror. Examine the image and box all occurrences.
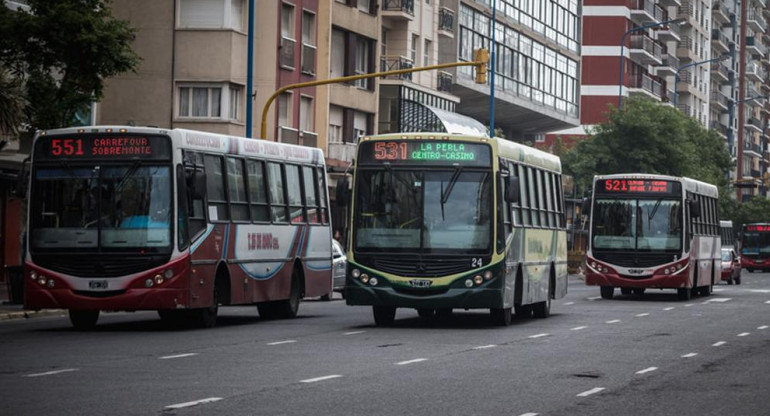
[336,176,349,207]
[689,200,701,218]
[581,197,592,217]
[504,176,519,203]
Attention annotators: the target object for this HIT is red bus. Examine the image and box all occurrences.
[584,174,721,300]
[23,126,333,329]
[739,223,770,273]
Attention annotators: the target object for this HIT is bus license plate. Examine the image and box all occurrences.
[89,280,109,290]
[409,279,432,288]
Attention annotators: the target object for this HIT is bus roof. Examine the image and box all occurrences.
[363,133,562,173]
[35,126,325,165]
[594,173,718,198]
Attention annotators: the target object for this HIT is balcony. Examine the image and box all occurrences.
[676,69,694,91]
[711,29,730,53]
[380,56,414,81]
[437,71,453,92]
[746,117,764,133]
[438,7,454,36]
[747,10,768,34]
[328,142,357,163]
[280,37,296,70]
[710,120,728,138]
[678,103,693,117]
[676,36,697,61]
[744,141,763,158]
[658,0,681,6]
[677,1,696,27]
[663,86,677,105]
[628,34,663,65]
[710,60,730,83]
[382,0,414,21]
[630,0,664,25]
[301,44,316,75]
[746,62,765,82]
[710,90,729,111]
[655,20,681,42]
[628,73,663,100]
[712,1,732,25]
[746,36,766,57]
[278,126,299,144]
[653,54,679,77]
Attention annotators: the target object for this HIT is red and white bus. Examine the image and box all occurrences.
[23,126,333,329]
[739,223,770,273]
[584,174,720,300]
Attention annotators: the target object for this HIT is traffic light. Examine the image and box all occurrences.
[473,48,489,84]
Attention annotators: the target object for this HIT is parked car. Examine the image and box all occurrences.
[331,239,347,298]
[721,247,742,285]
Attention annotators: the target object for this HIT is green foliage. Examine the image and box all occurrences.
[0,0,139,133]
[0,70,25,136]
[563,96,732,195]
[720,196,770,229]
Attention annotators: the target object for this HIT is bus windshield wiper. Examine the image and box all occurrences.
[440,167,463,221]
[648,198,663,223]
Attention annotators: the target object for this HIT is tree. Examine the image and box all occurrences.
[0,0,139,135]
[562,96,732,194]
[0,69,25,137]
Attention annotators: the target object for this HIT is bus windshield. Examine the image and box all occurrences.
[741,232,770,255]
[592,198,682,251]
[30,164,172,252]
[354,168,492,253]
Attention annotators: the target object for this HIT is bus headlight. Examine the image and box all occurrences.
[483,271,493,280]
[351,269,361,279]
[154,274,164,285]
[473,275,483,285]
[37,276,47,286]
[369,277,378,286]
[145,279,154,288]
[163,269,174,279]
[30,271,37,281]
[360,274,369,284]
[465,279,474,288]
[46,279,55,288]
[664,268,671,275]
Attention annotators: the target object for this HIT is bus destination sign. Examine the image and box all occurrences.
[359,141,491,166]
[598,179,678,195]
[35,135,171,160]
[745,225,770,232]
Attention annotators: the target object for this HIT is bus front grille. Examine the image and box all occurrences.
[362,256,470,277]
[593,252,677,268]
[31,254,171,278]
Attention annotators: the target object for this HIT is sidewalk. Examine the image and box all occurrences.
[0,303,66,321]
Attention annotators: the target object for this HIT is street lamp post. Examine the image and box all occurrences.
[618,18,683,108]
[673,54,731,108]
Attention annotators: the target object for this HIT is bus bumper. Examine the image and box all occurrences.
[345,284,504,309]
[584,270,689,289]
[25,283,190,311]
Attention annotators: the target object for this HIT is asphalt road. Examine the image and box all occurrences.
[2,273,770,416]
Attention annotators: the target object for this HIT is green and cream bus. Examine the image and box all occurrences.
[343,133,568,326]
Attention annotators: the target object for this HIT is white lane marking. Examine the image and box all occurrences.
[519,413,539,416]
[159,353,198,360]
[587,296,602,301]
[758,326,768,330]
[528,333,549,339]
[576,387,606,397]
[684,304,694,307]
[344,331,365,336]
[713,288,725,292]
[164,397,222,410]
[606,319,621,324]
[703,298,731,303]
[24,368,78,378]
[681,353,698,358]
[473,344,497,350]
[664,307,675,311]
[267,340,297,346]
[300,375,343,383]
[635,367,658,375]
[765,300,770,304]
[712,341,727,347]
[396,358,428,365]
[571,326,587,331]
[563,302,575,305]
[750,289,770,293]
[635,313,650,317]
[738,332,750,337]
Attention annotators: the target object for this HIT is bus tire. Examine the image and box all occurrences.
[417,308,435,318]
[490,307,512,326]
[699,285,712,297]
[158,310,186,325]
[435,308,453,319]
[600,286,614,299]
[677,287,692,301]
[532,298,550,319]
[69,310,99,330]
[514,304,532,319]
[274,270,302,319]
[632,288,645,295]
[193,287,219,328]
[373,306,396,326]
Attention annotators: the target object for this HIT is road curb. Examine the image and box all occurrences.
[0,309,66,321]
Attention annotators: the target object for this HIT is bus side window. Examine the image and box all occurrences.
[303,166,319,224]
[267,162,288,223]
[544,172,555,228]
[204,155,229,222]
[246,160,269,222]
[510,162,521,226]
[317,167,328,224]
[519,164,531,226]
[500,161,512,238]
[176,164,189,251]
[528,167,540,227]
[555,173,565,229]
[185,152,207,240]
[286,164,305,223]
[226,157,250,222]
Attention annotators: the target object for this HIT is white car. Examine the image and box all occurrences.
[331,239,347,298]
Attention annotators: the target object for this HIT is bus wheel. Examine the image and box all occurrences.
[435,308,453,319]
[699,285,712,297]
[417,308,435,318]
[600,286,614,299]
[490,307,512,326]
[373,306,396,326]
[193,289,219,328]
[514,304,532,319]
[69,310,99,330]
[158,310,186,325]
[632,288,645,295]
[620,287,632,295]
[677,288,692,301]
[532,299,551,319]
[275,273,301,319]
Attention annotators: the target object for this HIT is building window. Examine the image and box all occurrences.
[229,85,241,121]
[179,0,244,31]
[410,34,418,63]
[381,28,388,56]
[299,95,314,132]
[331,29,345,78]
[301,11,316,75]
[278,92,293,128]
[329,105,343,143]
[281,3,295,38]
[424,39,431,67]
[354,36,370,89]
[178,83,242,121]
[358,0,371,14]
